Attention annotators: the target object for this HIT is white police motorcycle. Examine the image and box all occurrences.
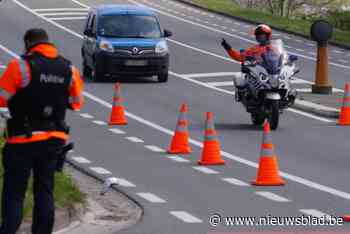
[234,39,299,130]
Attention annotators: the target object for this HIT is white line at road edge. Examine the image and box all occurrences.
[192,166,219,174]
[170,211,203,223]
[89,167,112,175]
[136,192,167,203]
[126,0,350,71]
[71,156,91,164]
[222,177,249,186]
[109,128,126,134]
[299,209,331,218]
[255,191,291,202]
[9,0,350,201]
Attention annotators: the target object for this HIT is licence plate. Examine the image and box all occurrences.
[124,60,148,66]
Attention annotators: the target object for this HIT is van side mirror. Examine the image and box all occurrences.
[164,29,173,38]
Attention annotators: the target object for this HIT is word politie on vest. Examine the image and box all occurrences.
[40,74,65,84]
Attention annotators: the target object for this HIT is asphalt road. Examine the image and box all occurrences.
[1,0,350,233]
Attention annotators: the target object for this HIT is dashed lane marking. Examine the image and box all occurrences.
[333,50,343,54]
[33,8,88,12]
[168,156,191,163]
[41,12,87,16]
[170,211,203,223]
[192,166,219,174]
[206,81,234,87]
[72,156,91,164]
[50,17,87,20]
[136,193,167,203]
[79,113,94,119]
[0,65,5,69]
[181,72,238,78]
[89,167,112,175]
[93,120,107,126]
[222,177,249,186]
[295,48,305,52]
[255,191,291,202]
[125,136,144,143]
[145,145,166,152]
[116,178,136,187]
[299,209,331,219]
[109,128,125,134]
[338,59,348,64]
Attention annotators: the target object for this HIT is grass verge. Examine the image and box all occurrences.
[0,138,86,220]
[188,0,350,45]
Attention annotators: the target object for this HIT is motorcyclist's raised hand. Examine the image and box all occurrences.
[221,38,231,51]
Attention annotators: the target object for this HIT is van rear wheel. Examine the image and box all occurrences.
[157,72,168,83]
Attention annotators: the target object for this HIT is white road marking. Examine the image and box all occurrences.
[0,65,5,69]
[284,45,291,49]
[136,193,167,203]
[41,12,87,16]
[170,211,203,223]
[231,28,237,32]
[192,166,219,174]
[115,178,136,187]
[283,35,291,39]
[207,81,234,87]
[295,39,302,43]
[168,156,190,163]
[125,136,144,143]
[72,156,91,164]
[222,177,249,186]
[145,145,165,152]
[89,167,112,175]
[333,50,343,54]
[13,0,350,202]
[181,72,238,78]
[307,43,314,46]
[287,108,334,122]
[109,128,126,134]
[290,78,313,84]
[338,59,348,63]
[255,191,291,202]
[308,52,316,56]
[216,17,222,20]
[50,17,87,21]
[299,209,331,219]
[93,120,107,125]
[33,8,88,12]
[79,113,94,119]
[295,48,305,52]
[221,26,227,29]
[234,22,241,26]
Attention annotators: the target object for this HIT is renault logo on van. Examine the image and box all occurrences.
[131,47,139,54]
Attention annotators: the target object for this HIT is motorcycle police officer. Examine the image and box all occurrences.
[0,28,83,234]
[221,24,273,101]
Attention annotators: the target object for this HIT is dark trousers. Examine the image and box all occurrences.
[0,139,64,234]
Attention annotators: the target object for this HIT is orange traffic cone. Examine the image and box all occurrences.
[252,120,285,186]
[343,215,350,222]
[198,112,225,165]
[167,103,192,154]
[338,83,350,125]
[109,83,128,125]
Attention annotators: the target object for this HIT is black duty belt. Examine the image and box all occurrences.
[6,119,69,138]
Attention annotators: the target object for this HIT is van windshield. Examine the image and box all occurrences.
[98,14,162,38]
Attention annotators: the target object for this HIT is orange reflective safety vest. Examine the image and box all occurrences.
[227,44,269,63]
[0,44,84,144]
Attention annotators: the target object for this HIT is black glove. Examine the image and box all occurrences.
[221,38,231,51]
[55,142,74,172]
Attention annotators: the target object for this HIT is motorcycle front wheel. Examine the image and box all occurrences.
[267,100,279,130]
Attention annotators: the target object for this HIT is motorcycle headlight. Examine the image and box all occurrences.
[99,40,114,53]
[155,40,168,54]
[269,78,279,88]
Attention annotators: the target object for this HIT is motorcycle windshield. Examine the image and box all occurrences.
[260,39,287,75]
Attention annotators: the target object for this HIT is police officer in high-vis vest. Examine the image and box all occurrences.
[0,28,83,234]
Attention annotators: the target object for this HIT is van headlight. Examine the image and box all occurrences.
[99,40,114,53]
[155,40,168,54]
